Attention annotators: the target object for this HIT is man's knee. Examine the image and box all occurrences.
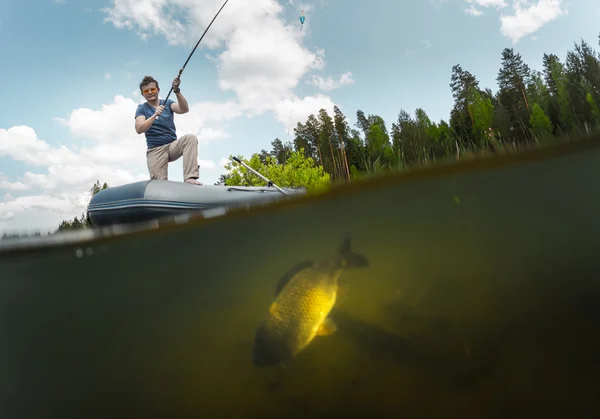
[182,134,198,145]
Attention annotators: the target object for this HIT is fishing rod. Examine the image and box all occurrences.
[231,157,289,195]
[158,0,230,116]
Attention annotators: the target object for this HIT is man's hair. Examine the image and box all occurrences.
[139,76,159,91]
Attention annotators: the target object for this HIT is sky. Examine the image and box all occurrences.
[1,0,599,234]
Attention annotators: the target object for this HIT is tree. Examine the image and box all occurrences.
[318,108,340,180]
[467,86,495,147]
[222,148,331,193]
[333,105,352,181]
[529,103,553,139]
[55,180,109,232]
[449,64,481,145]
[90,179,109,196]
[497,48,533,143]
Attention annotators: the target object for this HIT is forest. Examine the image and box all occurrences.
[221,33,600,186]
[3,33,600,237]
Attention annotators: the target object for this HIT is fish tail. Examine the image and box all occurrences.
[252,322,283,368]
[338,236,369,268]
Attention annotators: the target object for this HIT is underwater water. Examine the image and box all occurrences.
[1,137,600,418]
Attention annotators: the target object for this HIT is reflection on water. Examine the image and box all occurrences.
[1,137,600,418]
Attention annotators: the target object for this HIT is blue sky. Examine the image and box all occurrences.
[1,0,599,232]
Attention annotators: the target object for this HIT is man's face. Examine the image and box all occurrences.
[141,82,159,101]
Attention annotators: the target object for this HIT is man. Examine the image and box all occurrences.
[134,75,202,185]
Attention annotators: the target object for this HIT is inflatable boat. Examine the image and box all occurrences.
[87,179,305,227]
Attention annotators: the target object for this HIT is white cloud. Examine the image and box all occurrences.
[310,72,355,92]
[1,0,355,233]
[104,73,111,80]
[53,95,237,163]
[217,26,325,113]
[464,0,567,44]
[467,0,507,7]
[0,123,148,198]
[0,194,89,234]
[199,159,216,169]
[0,125,79,167]
[288,0,312,13]
[173,100,243,141]
[0,94,239,233]
[465,0,507,14]
[466,5,484,15]
[418,39,432,49]
[0,174,30,191]
[100,0,346,119]
[500,0,567,44]
[274,94,336,135]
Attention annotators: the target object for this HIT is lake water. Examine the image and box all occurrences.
[1,135,599,418]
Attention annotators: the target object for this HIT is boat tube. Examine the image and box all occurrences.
[87,179,305,227]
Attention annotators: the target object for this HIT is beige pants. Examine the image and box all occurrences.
[146,134,200,181]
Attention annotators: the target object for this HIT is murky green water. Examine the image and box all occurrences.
[2,137,600,418]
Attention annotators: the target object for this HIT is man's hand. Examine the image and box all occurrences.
[154,105,165,118]
[172,77,181,93]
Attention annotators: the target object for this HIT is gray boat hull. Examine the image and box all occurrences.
[87,180,305,227]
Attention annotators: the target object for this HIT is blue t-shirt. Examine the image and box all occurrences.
[135,99,177,149]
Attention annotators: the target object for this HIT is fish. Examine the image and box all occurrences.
[252,236,369,368]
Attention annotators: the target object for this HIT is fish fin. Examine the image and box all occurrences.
[275,260,314,295]
[338,235,352,254]
[316,318,337,336]
[342,252,369,268]
[252,323,283,368]
[338,236,369,268]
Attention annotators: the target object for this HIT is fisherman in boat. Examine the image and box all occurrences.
[134,76,203,185]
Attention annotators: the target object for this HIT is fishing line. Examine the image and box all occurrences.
[159,0,230,114]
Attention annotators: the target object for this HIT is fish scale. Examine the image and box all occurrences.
[266,274,337,356]
[252,237,369,368]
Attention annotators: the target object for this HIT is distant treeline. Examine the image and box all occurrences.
[1,180,108,239]
[218,32,600,185]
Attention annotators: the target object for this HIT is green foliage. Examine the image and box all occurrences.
[55,180,110,232]
[1,231,43,240]
[586,93,600,124]
[222,149,331,193]
[90,179,109,196]
[468,86,495,145]
[56,214,89,232]
[269,32,600,178]
[529,103,553,139]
